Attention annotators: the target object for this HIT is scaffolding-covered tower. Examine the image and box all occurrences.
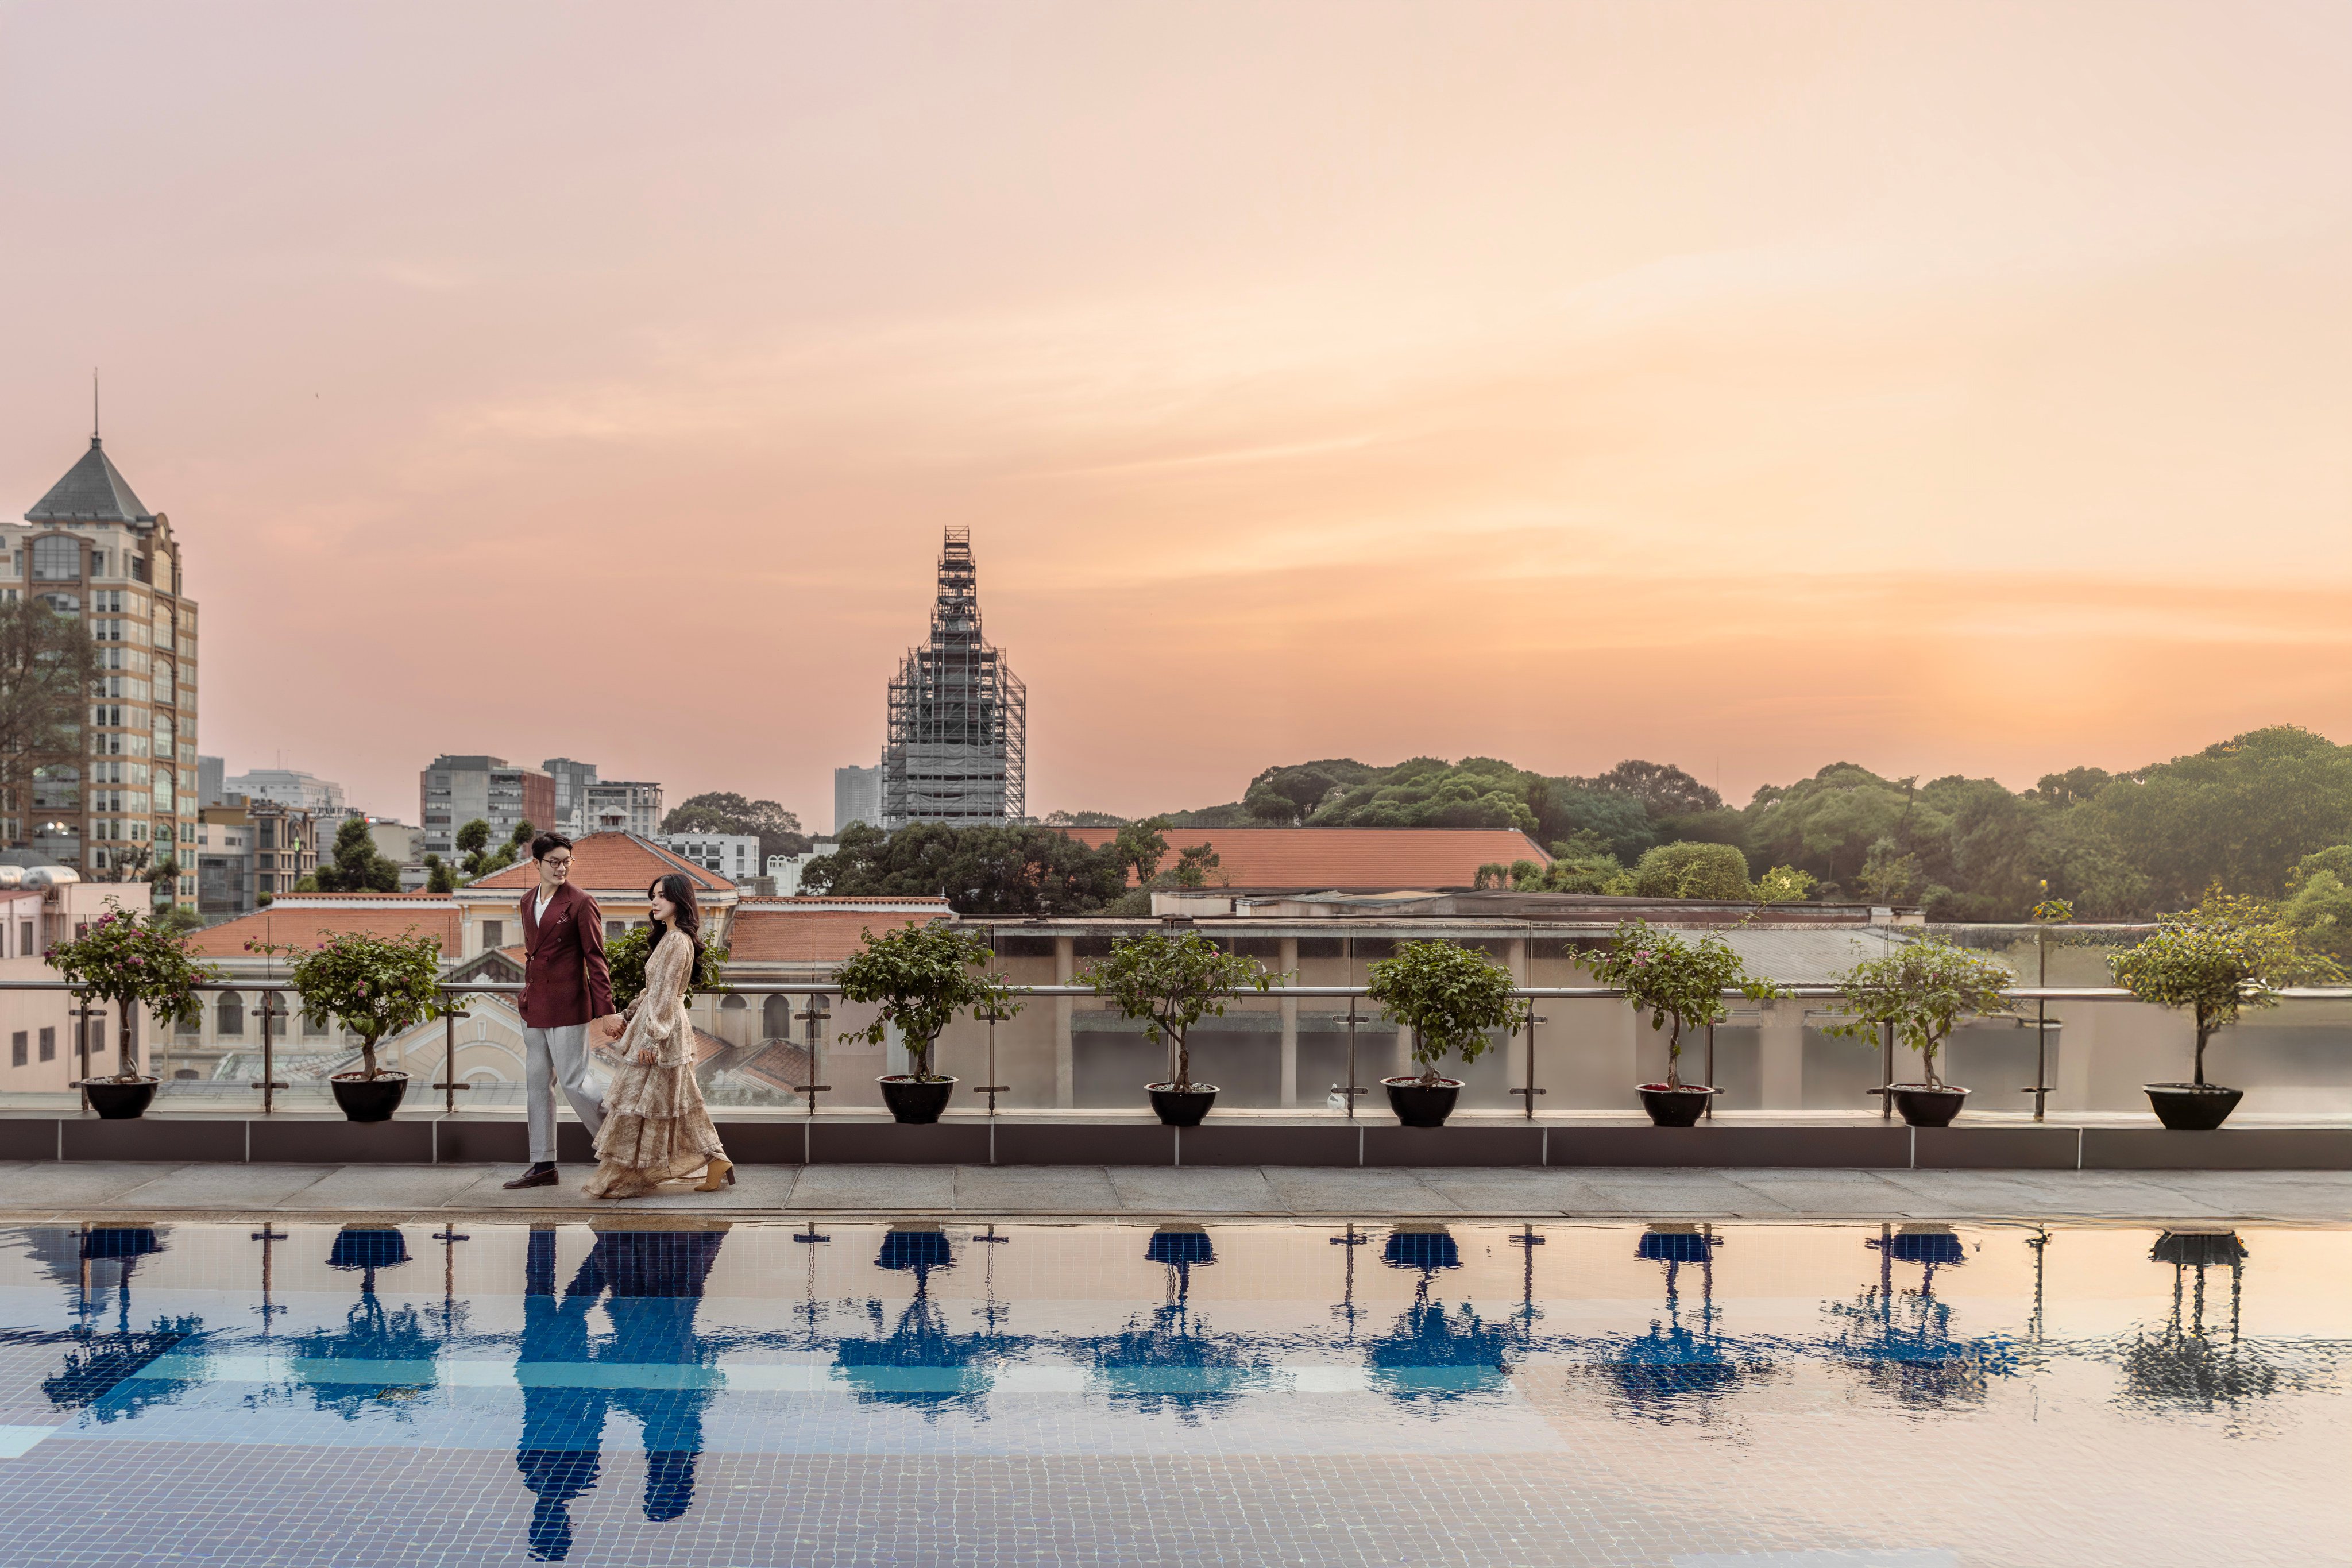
[881,527,1027,827]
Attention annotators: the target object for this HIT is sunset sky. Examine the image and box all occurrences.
[6,2,2351,828]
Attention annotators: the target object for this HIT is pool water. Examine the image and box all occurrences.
[0,1220,2342,1566]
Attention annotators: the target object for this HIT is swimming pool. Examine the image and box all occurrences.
[0,1219,2341,1566]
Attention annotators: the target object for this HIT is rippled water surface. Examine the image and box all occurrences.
[0,1220,2343,1566]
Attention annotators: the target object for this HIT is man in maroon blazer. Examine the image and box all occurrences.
[503,831,621,1189]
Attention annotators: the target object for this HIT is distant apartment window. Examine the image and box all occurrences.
[217,992,244,1037]
[10,1032,24,1068]
[38,1028,54,1062]
[483,921,504,950]
[30,536,80,581]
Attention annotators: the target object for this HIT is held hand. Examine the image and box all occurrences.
[634,1048,656,1066]
[594,1015,625,1044]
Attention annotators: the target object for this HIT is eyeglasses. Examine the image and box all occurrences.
[544,855,573,868]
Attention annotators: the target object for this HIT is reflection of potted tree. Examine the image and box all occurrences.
[1091,1226,1269,1419]
[1366,940,1529,1128]
[41,1226,203,1422]
[1581,921,1788,1126]
[1083,929,1272,1126]
[1588,1227,1766,1418]
[1367,1226,1512,1400]
[835,1227,994,1415]
[2111,893,2341,1130]
[1826,938,2014,1127]
[835,924,1021,1124]
[45,903,217,1119]
[1824,1225,2010,1409]
[261,930,457,1122]
[2121,1231,2277,1410]
[296,1227,437,1419]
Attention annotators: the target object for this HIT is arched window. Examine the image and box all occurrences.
[175,1007,202,1038]
[30,536,82,582]
[763,995,793,1040]
[721,994,748,1011]
[216,991,244,1037]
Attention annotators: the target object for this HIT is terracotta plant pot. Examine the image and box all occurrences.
[330,1071,409,1123]
[1146,1082,1218,1126]
[879,1075,957,1124]
[80,1077,158,1121]
[1888,1084,1969,1128]
[1637,1083,1717,1127]
[2144,1083,2243,1131]
[1382,1076,1463,1128]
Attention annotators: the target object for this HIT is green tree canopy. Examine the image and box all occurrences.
[799,822,1126,917]
[834,923,1021,1081]
[1631,841,1751,900]
[661,791,812,861]
[2085,727,2352,907]
[315,817,401,894]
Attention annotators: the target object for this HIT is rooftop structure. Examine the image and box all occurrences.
[882,527,1025,827]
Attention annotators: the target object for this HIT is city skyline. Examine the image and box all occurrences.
[9,4,2352,826]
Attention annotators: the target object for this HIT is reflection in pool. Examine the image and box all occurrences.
[0,1219,2342,1567]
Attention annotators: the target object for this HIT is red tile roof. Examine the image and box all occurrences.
[728,906,943,963]
[188,902,461,957]
[1055,826,1552,891]
[468,832,731,894]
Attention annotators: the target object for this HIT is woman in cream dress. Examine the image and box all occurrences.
[584,872,733,1198]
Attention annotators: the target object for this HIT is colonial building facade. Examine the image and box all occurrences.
[2,428,200,904]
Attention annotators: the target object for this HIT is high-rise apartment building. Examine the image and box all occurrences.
[2,426,200,904]
[542,758,598,836]
[834,764,881,832]
[582,780,663,838]
[419,756,555,857]
[881,527,1025,827]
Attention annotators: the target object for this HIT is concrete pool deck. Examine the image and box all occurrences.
[2,1161,2345,1226]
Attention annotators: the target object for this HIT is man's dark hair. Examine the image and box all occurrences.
[531,831,574,862]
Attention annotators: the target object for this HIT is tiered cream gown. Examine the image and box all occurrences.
[584,929,727,1199]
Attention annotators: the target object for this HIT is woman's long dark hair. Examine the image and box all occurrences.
[648,874,704,987]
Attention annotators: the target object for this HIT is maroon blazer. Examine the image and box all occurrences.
[520,882,616,1029]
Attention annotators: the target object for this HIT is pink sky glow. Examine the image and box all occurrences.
[6,3,2352,828]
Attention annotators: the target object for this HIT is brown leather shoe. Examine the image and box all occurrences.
[503,1165,559,1189]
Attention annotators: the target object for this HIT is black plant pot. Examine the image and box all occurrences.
[81,1077,158,1120]
[2145,1083,2243,1131]
[879,1075,957,1124]
[1146,1083,1219,1126]
[1382,1076,1463,1128]
[1637,1083,1718,1127]
[331,1072,409,1123]
[1888,1084,1969,1128]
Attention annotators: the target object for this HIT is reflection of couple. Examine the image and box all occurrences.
[516,1226,728,1561]
[501,832,730,1198]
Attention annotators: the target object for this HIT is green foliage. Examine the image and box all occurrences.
[423,853,455,894]
[1109,818,1171,885]
[1044,809,1128,827]
[315,817,401,893]
[1365,939,1530,1085]
[1296,756,1538,832]
[2282,847,2352,959]
[2110,891,2343,1084]
[833,923,1022,1080]
[800,822,1127,917]
[454,820,489,856]
[605,924,729,1013]
[1578,920,1788,1087]
[2090,727,2352,907]
[1755,865,1817,903]
[45,902,220,1077]
[2031,895,2075,924]
[254,929,454,1079]
[661,791,811,860]
[1631,841,1751,900]
[1825,938,2016,1090]
[154,905,206,939]
[1165,843,1222,889]
[1083,929,1273,1090]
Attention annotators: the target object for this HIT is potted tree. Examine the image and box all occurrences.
[1365,939,1530,1127]
[262,929,456,1122]
[2110,892,2340,1130]
[1827,937,2015,1127]
[1083,929,1272,1126]
[835,923,1022,1123]
[46,903,218,1119]
[1581,920,1789,1126]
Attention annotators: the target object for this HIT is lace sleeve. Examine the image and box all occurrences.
[638,932,689,1045]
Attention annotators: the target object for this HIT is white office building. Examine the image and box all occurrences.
[658,833,760,883]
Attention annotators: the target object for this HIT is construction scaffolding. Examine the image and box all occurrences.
[881,526,1027,827]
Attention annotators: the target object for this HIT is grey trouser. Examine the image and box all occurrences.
[524,1025,604,1163]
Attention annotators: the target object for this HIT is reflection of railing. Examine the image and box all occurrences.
[10,974,2351,1120]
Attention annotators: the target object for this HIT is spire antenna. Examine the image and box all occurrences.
[92,369,100,442]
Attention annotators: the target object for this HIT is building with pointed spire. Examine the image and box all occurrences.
[3,419,200,901]
[880,527,1026,827]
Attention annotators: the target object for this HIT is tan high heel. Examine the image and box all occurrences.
[693,1157,735,1192]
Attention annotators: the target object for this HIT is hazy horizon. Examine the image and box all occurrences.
[9,3,2351,830]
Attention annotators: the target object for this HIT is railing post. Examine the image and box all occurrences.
[1509,1010,1547,1119]
[793,992,832,1115]
[431,994,474,1116]
[1879,1019,1894,1119]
